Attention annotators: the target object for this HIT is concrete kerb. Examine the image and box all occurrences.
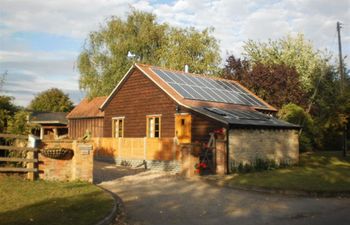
[95,185,126,225]
[199,176,350,198]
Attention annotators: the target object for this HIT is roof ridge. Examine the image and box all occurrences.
[136,63,239,83]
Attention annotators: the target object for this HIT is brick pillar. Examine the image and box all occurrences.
[216,140,227,175]
[180,144,199,177]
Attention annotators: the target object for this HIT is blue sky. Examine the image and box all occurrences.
[0,0,349,106]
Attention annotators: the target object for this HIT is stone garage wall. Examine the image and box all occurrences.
[39,140,94,182]
[228,128,299,172]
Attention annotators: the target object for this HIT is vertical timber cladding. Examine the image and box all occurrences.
[68,117,104,139]
[228,128,299,172]
[103,68,177,138]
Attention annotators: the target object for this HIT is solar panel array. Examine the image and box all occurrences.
[151,68,268,108]
[204,107,270,121]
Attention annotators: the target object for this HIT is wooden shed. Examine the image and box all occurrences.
[99,63,299,173]
[67,97,106,139]
[29,112,68,140]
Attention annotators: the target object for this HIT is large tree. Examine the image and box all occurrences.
[78,9,221,98]
[29,88,74,112]
[222,55,306,109]
[242,34,326,93]
[311,65,350,150]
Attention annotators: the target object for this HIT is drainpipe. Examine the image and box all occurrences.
[226,127,230,174]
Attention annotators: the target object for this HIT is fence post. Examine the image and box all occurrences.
[118,138,122,162]
[26,151,34,181]
[26,135,38,181]
[143,137,147,160]
[172,137,176,161]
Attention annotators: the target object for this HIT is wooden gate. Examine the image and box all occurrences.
[0,134,39,180]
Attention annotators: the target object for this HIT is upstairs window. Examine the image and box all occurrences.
[112,117,124,138]
[147,115,161,138]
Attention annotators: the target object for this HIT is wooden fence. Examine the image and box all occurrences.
[93,137,180,161]
[0,134,38,180]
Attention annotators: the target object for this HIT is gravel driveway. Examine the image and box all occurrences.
[94,161,350,225]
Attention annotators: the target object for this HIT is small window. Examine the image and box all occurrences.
[112,118,124,138]
[181,119,185,126]
[147,115,161,138]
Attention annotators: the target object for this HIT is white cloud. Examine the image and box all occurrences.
[0,0,135,38]
[0,49,81,106]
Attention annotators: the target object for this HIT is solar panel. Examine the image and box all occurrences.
[151,68,269,108]
[204,107,270,121]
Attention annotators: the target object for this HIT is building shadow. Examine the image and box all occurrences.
[93,160,146,184]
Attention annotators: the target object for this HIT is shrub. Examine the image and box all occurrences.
[278,103,315,152]
[231,158,289,173]
[237,162,244,173]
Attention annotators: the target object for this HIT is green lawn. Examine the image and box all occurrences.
[0,176,114,225]
[226,151,350,192]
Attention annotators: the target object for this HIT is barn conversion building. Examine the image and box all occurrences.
[97,63,299,173]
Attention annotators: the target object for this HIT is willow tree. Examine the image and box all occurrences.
[78,10,221,98]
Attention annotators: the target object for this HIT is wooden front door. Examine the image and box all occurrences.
[175,114,192,143]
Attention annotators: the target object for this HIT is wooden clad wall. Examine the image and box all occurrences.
[103,67,227,143]
[103,69,177,138]
[68,117,104,139]
[187,109,227,143]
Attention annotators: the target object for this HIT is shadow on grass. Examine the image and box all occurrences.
[226,152,350,192]
[0,191,113,225]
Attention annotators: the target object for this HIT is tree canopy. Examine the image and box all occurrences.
[242,34,326,93]
[0,95,18,133]
[29,88,74,112]
[7,111,31,135]
[222,55,306,109]
[78,9,221,98]
[222,34,350,151]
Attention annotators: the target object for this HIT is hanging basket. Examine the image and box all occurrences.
[41,148,73,159]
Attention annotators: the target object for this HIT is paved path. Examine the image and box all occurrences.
[94,161,350,225]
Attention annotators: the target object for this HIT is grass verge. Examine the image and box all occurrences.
[226,151,350,192]
[0,176,114,225]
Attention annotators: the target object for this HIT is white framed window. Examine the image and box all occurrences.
[146,115,161,138]
[112,117,124,138]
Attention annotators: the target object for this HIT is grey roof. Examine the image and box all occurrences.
[195,107,300,129]
[29,112,68,125]
[151,67,271,109]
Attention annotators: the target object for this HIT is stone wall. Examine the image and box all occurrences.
[228,128,299,172]
[39,140,94,182]
[114,158,181,173]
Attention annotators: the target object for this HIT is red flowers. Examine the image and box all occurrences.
[199,162,207,168]
[213,128,225,134]
[194,162,208,174]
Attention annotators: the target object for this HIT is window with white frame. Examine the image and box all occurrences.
[146,115,161,138]
[112,117,124,138]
